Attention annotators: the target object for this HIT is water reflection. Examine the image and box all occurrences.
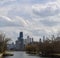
[3,52,60,58]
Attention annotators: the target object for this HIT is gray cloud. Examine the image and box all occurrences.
[0,16,28,27]
[0,17,19,27]
[33,8,60,17]
[32,2,60,17]
[40,19,59,27]
[0,0,60,42]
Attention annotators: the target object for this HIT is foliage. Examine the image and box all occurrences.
[25,43,40,54]
[0,33,11,53]
[25,35,60,55]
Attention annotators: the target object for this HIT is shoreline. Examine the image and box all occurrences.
[26,51,60,57]
[0,54,3,58]
[2,51,60,57]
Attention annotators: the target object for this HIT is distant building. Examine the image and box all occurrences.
[15,32,24,51]
[18,32,23,40]
[26,36,31,44]
[43,36,45,42]
[24,36,34,45]
[15,40,21,50]
[7,42,15,50]
[55,37,60,41]
[0,34,4,42]
[32,38,34,43]
[39,38,42,43]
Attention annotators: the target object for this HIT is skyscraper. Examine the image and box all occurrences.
[24,36,34,45]
[18,32,23,40]
[15,32,24,51]
[20,32,23,38]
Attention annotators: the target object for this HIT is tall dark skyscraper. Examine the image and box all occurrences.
[17,32,24,50]
[20,32,23,39]
[18,32,23,40]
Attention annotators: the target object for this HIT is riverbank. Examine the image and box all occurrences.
[3,52,41,58]
[3,53,13,56]
[3,51,14,56]
[26,51,60,57]
[2,51,60,57]
[0,53,3,58]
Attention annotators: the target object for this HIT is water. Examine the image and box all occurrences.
[3,52,56,58]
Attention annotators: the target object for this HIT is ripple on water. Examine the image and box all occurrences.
[3,52,58,58]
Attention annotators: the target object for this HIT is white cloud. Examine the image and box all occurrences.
[0,16,12,21]
[15,16,28,27]
[32,1,60,17]
[0,0,60,42]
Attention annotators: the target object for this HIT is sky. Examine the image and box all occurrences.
[0,0,60,42]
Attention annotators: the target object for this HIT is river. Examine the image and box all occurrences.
[3,52,57,58]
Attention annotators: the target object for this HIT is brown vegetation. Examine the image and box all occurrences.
[0,33,11,53]
[25,35,60,56]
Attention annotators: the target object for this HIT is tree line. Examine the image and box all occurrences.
[0,33,10,53]
[25,35,60,56]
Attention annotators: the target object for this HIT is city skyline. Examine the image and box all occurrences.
[0,0,60,42]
